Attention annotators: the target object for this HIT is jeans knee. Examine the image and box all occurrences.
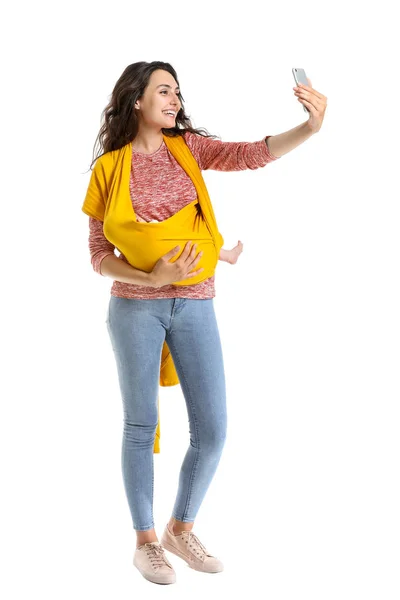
[123,420,158,449]
[202,427,227,454]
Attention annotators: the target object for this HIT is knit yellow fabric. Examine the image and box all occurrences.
[82,134,225,453]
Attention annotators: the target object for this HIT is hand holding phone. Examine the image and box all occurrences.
[292,68,310,114]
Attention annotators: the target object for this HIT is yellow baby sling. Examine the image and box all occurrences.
[82,133,224,453]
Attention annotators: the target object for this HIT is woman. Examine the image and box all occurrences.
[82,61,327,585]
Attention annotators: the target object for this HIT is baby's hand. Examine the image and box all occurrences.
[219,240,244,265]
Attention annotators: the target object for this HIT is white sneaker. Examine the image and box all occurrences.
[133,541,176,584]
[161,524,224,573]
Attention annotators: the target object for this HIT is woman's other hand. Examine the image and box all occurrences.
[149,241,203,288]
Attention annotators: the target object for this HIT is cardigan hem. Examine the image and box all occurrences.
[110,291,216,300]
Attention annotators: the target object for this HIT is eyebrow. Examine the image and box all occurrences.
[156,84,180,90]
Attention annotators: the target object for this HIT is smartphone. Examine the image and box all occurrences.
[292,67,309,114]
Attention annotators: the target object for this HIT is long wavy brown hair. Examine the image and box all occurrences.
[85,61,220,173]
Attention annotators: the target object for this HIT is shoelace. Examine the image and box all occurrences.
[144,542,172,569]
[181,531,210,560]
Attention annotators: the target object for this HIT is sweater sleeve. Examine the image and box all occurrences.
[182,131,280,171]
[88,217,116,276]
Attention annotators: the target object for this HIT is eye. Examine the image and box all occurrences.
[160,90,180,95]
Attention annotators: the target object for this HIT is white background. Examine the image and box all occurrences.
[1,0,399,598]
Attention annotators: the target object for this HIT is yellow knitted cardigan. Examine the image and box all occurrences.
[82,133,224,453]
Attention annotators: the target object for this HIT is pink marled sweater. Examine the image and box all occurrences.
[87,130,279,299]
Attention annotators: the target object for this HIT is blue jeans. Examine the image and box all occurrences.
[106,296,227,531]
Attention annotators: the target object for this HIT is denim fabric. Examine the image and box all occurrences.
[106,296,227,531]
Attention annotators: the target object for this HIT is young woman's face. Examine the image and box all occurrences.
[136,69,181,128]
